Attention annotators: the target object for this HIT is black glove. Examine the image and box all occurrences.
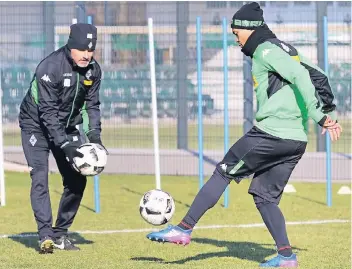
[87,131,109,155]
[61,141,84,171]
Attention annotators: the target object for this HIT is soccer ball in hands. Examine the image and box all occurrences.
[139,189,175,226]
[73,143,107,176]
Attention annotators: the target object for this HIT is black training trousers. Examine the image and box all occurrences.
[217,126,307,204]
[21,129,87,240]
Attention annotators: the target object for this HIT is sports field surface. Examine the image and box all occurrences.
[0,172,350,269]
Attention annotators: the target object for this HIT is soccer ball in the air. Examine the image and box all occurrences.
[73,143,107,176]
[139,189,175,226]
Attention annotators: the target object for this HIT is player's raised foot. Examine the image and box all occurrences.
[53,235,80,251]
[146,224,192,246]
[38,236,54,254]
[259,253,298,268]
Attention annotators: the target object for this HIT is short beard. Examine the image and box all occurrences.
[76,62,89,68]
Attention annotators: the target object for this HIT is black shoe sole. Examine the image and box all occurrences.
[148,237,189,246]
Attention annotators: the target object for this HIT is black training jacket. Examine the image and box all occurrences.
[19,45,102,147]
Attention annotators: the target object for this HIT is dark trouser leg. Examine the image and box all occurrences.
[254,196,292,256]
[249,152,305,257]
[178,129,263,230]
[50,135,87,238]
[178,168,230,229]
[21,130,52,240]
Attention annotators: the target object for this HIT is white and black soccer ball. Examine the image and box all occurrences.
[139,189,175,226]
[73,143,107,176]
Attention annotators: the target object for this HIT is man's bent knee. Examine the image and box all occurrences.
[64,175,87,195]
[252,194,273,209]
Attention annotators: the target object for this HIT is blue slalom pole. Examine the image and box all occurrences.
[88,15,101,213]
[87,15,92,24]
[94,175,100,213]
[196,17,204,190]
[323,16,332,207]
[222,18,229,208]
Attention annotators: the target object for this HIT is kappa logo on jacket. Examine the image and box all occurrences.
[262,49,271,58]
[41,74,51,82]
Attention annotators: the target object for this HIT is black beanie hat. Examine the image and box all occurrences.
[67,23,97,51]
[231,2,265,30]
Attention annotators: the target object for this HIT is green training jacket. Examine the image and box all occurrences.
[252,39,336,142]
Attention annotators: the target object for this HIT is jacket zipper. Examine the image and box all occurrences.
[66,73,80,128]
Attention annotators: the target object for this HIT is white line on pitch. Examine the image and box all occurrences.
[0,219,349,239]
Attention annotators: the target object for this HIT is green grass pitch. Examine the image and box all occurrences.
[0,172,350,269]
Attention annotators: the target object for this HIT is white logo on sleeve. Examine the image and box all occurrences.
[41,74,51,82]
[262,49,271,58]
[281,43,290,53]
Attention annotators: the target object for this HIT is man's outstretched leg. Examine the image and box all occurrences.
[146,126,285,246]
[146,126,304,250]
[146,168,230,245]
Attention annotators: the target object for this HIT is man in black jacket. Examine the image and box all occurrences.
[19,23,106,254]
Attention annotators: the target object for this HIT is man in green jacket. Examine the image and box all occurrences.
[146,2,342,267]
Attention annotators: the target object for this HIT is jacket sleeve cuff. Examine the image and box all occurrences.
[328,110,337,121]
[86,129,101,143]
[60,141,70,149]
[56,137,69,148]
[310,109,326,126]
[318,115,327,127]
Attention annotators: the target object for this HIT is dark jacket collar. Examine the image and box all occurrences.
[64,45,75,66]
[241,25,276,57]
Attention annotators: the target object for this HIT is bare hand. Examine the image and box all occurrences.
[321,116,343,141]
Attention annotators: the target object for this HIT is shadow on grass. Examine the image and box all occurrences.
[10,232,94,252]
[122,187,191,208]
[285,193,326,206]
[131,238,306,264]
[53,189,96,213]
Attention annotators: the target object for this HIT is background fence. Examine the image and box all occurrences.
[1,1,351,181]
